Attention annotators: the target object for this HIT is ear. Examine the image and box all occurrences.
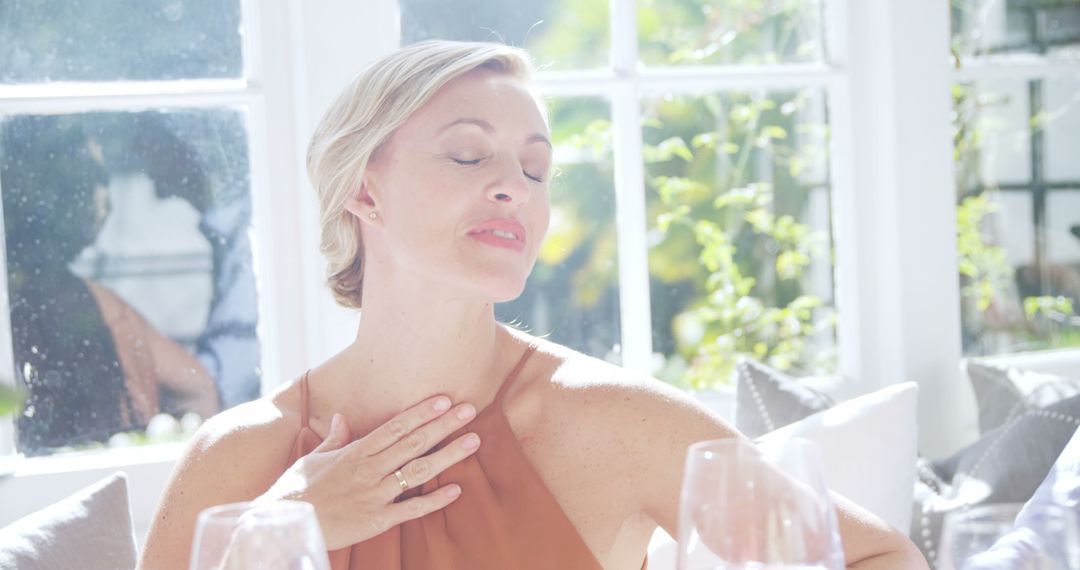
[343,173,379,222]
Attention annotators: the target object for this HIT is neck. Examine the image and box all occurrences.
[336,290,520,414]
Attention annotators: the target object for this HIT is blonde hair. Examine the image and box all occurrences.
[307,40,536,309]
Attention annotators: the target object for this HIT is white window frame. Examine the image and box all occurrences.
[4,0,1080,542]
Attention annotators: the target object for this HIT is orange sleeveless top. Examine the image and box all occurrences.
[288,346,648,570]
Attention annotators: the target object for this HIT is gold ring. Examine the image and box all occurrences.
[394,469,409,492]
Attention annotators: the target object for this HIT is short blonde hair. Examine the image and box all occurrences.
[307,40,535,309]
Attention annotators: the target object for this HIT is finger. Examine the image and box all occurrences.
[378,432,481,498]
[353,395,455,457]
[371,403,477,473]
[385,484,463,526]
[313,413,351,453]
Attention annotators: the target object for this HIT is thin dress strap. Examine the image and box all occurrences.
[495,344,539,402]
[299,371,311,429]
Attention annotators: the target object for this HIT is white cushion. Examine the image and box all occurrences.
[0,472,136,570]
[758,382,919,534]
[648,383,919,569]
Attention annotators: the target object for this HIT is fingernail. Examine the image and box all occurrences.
[462,433,480,450]
[330,413,341,431]
[457,404,476,421]
[445,485,461,498]
[433,397,451,412]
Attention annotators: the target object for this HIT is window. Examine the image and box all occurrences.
[952,0,1080,356]
[0,1,263,457]
[402,0,839,387]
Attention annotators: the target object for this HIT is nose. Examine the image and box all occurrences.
[485,156,531,205]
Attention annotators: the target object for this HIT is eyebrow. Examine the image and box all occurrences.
[438,117,552,149]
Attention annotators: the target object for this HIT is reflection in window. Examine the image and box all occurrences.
[401,0,610,70]
[644,89,836,388]
[0,0,243,83]
[954,77,1080,355]
[0,110,261,455]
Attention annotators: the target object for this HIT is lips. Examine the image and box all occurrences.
[467,219,526,242]
[467,218,527,252]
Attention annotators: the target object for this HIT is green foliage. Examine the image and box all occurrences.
[645,88,835,389]
[956,194,1013,311]
[1024,296,1076,321]
[0,384,25,418]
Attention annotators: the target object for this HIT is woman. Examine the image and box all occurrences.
[140,41,928,569]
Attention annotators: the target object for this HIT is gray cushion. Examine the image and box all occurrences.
[735,359,834,438]
[966,360,1080,434]
[0,472,136,570]
[966,360,1025,435]
[910,395,1080,566]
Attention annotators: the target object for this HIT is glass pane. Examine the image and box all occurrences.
[952,0,1080,60]
[1047,191,1080,281]
[0,0,243,83]
[400,0,610,70]
[643,89,837,389]
[0,109,261,456]
[638,0,825,67]
[496,97,621,362]
[1046,78,1080,181]
[954,78,1080,355]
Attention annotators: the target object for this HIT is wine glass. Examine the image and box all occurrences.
[939,503,1080,570]
[189,500,331,570]
[676,437,845,570]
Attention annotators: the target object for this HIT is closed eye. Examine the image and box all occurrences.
[451,157,484,166]
[524,171,544,183]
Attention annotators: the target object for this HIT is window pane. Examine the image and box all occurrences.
[643,89,836,389]
[952,0,1080,60]
[0,109,261,455]
[0,0,243,83]
[496,98,621,362]
[954,78,1080,355]
[400,0,610,70]
[1047,192,1080,283]
[638,0,825,67]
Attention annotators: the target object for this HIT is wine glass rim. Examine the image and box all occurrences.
[686,437,756,457]
[197,500,315,524]
[687,436,820,456]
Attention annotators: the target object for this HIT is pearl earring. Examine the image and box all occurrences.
[368,211,377,220]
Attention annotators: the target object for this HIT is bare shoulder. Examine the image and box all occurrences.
[140,381,305,568]
[173,383,304,497]
[512,336,740,527]
[525,337,735,444]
